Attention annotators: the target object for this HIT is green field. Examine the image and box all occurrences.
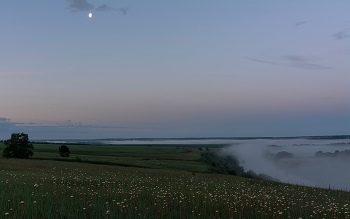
[0,142,350,218]
[2,143,220,173]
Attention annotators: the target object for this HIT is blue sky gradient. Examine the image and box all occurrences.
[1,0,349,139]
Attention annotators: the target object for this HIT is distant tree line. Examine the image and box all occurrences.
[262,149,350,160]
[262,150,294,161]
[315,149,350,158]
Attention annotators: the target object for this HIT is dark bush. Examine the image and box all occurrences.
[3,133,34,159]
[59,145,70,157]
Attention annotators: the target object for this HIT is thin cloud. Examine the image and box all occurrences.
[19,120,128,130]
[0,117,11,122]
[283,55,308,63]
[0,71,36,76]
[25,123,130,132]
[53,120,128,129]
[0,117,24,134]
[245,54,332,70]
[332,28,350,40]
[64,120,74,127]
[244,58,277,65]
[283,55,332,69]
[119,7,129,15]
[0,118,135,140]
[0,117,23,124]
[96,4,115,11]
[66,0,94,13]
[296,21,306,26]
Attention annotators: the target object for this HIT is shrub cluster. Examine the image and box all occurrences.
[201,151,279,182]
[2,133,34,159]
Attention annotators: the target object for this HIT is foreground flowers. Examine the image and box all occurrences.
[1,158,349,219]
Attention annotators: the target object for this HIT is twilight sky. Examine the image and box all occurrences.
[1,0,349,140]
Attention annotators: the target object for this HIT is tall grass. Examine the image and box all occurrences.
[1,158,349,218]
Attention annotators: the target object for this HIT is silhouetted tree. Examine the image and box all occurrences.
[3,133,34,158]
[59,145,70,157]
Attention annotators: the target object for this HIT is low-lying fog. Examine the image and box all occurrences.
[222,139,350,190]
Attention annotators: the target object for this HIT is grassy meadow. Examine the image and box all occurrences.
[0,142,350,218]
[18,143,221,173]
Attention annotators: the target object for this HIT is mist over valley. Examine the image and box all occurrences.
[222,138,350,190]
